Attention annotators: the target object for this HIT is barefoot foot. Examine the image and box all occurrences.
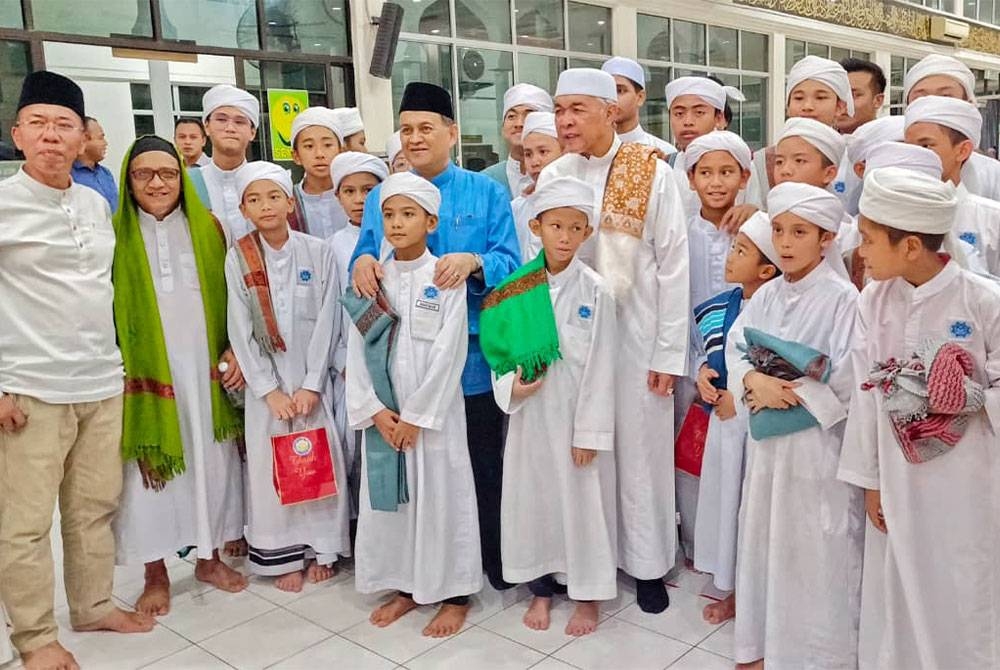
[565,601,599,637]
[274,570,304,593]
[736,661,764,670]
[21,641,79,670]
[702,593,735,625]
[135,560,171,617]
[72,607,154,634]
[422,603,468,638]
[370,593,417,627]
[224,537,248,558]
[522,596,551,631]
[305,561,337,584]
[195,555,248,593]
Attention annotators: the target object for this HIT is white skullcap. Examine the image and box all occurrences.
[846,116,905,164]
[202,84,260,127]
[739,211,779,266]
[330,151,389,191]
[602,57,645,88]
[768,181,844,233]
[903,54,976,104]
[865,142,942,179]
[904,95,982,147]
[684,130,752,172]
[786,55,855,118]
[386,131,403,164]
[555,68,618,103]
[860,166,958,234]
[290,106,344,148]
[236,161,293,199]
[665,76,746,111]
[529,175,596,224]
[332,107,364,137]
[521,111,558,140]
[379,172,441,216]
[502,83,553,116]
[777,117,846,165]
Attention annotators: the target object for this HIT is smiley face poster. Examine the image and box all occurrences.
[267,89,310,160]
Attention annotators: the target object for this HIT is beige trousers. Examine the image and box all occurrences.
[0,393,123,654]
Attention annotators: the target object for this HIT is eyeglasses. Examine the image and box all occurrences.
[17,118,83,136]
[130,168,181,183]
[208,113,253,129]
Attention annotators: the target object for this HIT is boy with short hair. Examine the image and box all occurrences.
[512,111,563,260]
[602,56,676,156]
[345,172,482,639]
[289,107,348,240]
[839,167,1000,669]
[225,161,351,592]
[771,117,845,190]
[481,176,617,638]
[483,84,553,198]
[693,212,780,625]
[726,182,863,669]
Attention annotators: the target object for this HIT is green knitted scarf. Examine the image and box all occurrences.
[112,137,243,480]
[479,250,561,383]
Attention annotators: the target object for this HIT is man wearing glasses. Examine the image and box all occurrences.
[0,70,155,670]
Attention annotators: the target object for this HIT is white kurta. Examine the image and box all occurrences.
[962,151,1000,201]
[114,208,244,564]
[838,261,1000,670]
[955,183,1000,276]
[669,151,701,221]
[0,602,12,664]
[201,160,252,241]
[544,136,691,579]
[494,258,618,601]
[618,124,677,157]
[511,194,542,263]
[225,231,350,571]
[833,153,861,216]
[328,223,360,463]
[504,157,533,198]
[726,260,864,669]
[297,183,349,241]
[346,250,483,604]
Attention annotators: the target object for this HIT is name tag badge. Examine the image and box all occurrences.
[415,284,441,312]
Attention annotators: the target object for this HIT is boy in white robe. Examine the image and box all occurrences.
[839,167,1000,670]
[386,131,410,174]
[483,177,617,638]
[333,107,368,152]
[225,162,350,592]
[512,112,563,261]
[328,152,389,512]
[726,182,863,669]
[482,84,553,198]
[289,107,349,240]
[346,172,483,639]
[692,212,780,625]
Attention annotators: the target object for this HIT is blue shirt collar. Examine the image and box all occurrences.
[413,161,457,189]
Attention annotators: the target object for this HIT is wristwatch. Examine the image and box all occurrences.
[472,253,483,271]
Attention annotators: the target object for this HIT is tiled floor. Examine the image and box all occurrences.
[2,528,735,670]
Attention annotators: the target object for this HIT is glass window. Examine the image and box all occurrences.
[965,0,978,19]
[32,0,152,37]
[830,46,850,64]
[263,0,349,56]
[673,20,706,66]
[133,115,155,137]
[708,26,738,69]
[0,40,29,158]
[890,55,905,88]
[516,0,564,49]
[641,65,671,142]
[807,42,828,58]
[740,75,766,150]
[392,40,455,118]
[0,0,21,28]
[457,0,511,43]
[741,31,767,72]
[568,2,611,55]
[638,14,670,62]
[981,0,996,22]
[518,53,565,91]
[852,50,871,61]
[161,0,257,49]
[785,39,805,73]
[568,56,603,68]
[130,83,153,112]
[176,86,210,115]
[457,48,513,170]
[396,0,450,36]
[243,60,330,162]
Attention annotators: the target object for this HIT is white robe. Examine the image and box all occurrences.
[346,250,483,604]
[1,602,12,664]
[955,183,1000,276]
[328,224,361,467]
[838,261,1000,670]
[201,160,252,242]
[225,231,350,570]
[297,183,349,241]
[511,194,542,263]
[504,157,533,199]
[618,124,677,157]
[833,153,861,216]
[113,208,244,564]
[494,258,618,601]
[745,148,845,213]
[962,151,1000,201]
[669,151,702,221]
[544,136,691,579]
[726,260,864,669]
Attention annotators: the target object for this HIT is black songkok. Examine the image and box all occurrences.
[399,82,454,119]
[17,70,85,122]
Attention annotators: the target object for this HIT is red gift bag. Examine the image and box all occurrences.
[674,402,710,478]
[271,424,338,506]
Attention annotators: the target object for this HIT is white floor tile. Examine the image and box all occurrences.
[284,575,383,633]
[616,588,721,645]
[465,583,531,625]
[339,605,458,665]
[667,647,732,670]
[407,627,544,670]
[54,615,189,670]
[199,609,330,670]
[553,618,691,670]
[529,658,580,670]
[270,635,395,670]
[156,587,275,642]
[665,568,712,597]
[697,620,734,660]
[141,645,233,669]
[113,558,209,608]
[478,597,579,655]
[599,573,636,617]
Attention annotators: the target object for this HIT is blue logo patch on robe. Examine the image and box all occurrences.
[959,231,978,247]
[298,269,312,283]
[950,320,973,339]
[423,285,439,299]
[834,181,846,193]
[578,305,592,320]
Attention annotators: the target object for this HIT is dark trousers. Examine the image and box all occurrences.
[464,392,513,590]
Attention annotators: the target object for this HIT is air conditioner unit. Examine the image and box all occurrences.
[930,16,970,43]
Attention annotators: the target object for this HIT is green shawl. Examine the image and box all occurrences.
[112,136,243,480]
[479,250,561,383]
